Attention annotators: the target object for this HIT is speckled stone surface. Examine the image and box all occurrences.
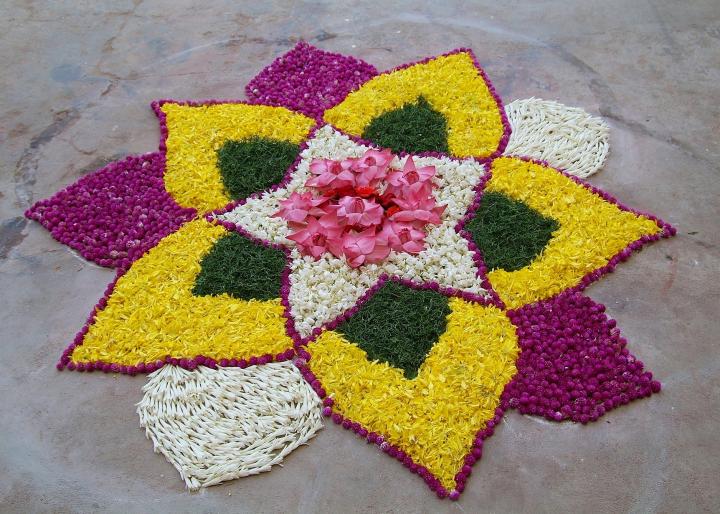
[1,1,719,512]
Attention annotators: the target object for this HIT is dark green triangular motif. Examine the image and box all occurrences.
[192,232,286,301]
[337,281,451,379]
[217,136,300,200]
[465,191,560,272]
[361,96,449,154]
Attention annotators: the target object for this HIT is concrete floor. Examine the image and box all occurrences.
[1,1,719,512]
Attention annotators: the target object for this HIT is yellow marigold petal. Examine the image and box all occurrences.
[323,51,507,158]
[160,102,315,212]
[70,218,292,365]
[309,298,518,490]
[486,157,663,308]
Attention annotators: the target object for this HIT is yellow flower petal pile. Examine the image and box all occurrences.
[486,157,662,308]
[162,103,315,212]
[309,298,519,489]
[323,52,504,158]
[70,219,292,365]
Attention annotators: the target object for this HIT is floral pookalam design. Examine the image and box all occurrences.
[26,42,675,499]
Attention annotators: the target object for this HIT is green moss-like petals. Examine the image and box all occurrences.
[361,96,449,154]
[337,281,451,379]
[192,232,286,301]
[466,191,559,272]
[217,137,300,200]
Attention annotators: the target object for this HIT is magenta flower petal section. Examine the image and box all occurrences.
[504,291,661,424]
[245,41,378,120]
[25,153,197,269]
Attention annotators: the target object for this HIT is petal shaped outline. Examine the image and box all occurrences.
[504,290,661,423]
[307,296,518,493]
[504,97,610,178]
[25,153,196,269]
[154,100,316,213]
[61,218,295,373]
[323,49,510,160]
[245,40,378,120]
[484,156,673,309]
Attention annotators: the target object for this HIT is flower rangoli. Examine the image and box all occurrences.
[26,42,675,500]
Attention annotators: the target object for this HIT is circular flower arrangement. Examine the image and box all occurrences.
[25,42,675,500]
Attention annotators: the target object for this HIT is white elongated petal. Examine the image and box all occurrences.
[504,98,609,178]
[288,248,384,338]
[137,362,323,490]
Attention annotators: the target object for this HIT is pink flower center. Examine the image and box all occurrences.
[276,150,444,267]
[311,233,327,246]
[352,198,365,212]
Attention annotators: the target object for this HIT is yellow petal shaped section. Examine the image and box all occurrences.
[486,157,663,309]
[161,102,315,212]
[70,218,292,366]
[309,298,518,490]
[323,51,506,158]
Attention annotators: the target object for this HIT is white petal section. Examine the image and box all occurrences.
[504,98,609,178]
[288,222,490,337]
[137,363,323,490]
[388,155,487,294]
[288,225,490,338]
[288,248,383,338]
[385,225,484,294]
[412,155,485,222]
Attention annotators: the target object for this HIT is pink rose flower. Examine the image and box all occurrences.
[287,214,344,259]
[336,196,384,228]
[382,221,427,254]
[357,148,394,169]
[386,156,435,189]
[353,149,393,189]
[272,191,329,227]
[278,148,445,266]
[305,158,356,192]
[342,228,391,267]
[390,189,446,226]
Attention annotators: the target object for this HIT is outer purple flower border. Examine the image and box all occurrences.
[244,40,378,121]
[24,152,197,270]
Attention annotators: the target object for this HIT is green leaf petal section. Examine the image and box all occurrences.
[466,191,560,272]
[361,96,449,154]
[192,232,286,301]
[217,136,300,200]
[337,281,451,379]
